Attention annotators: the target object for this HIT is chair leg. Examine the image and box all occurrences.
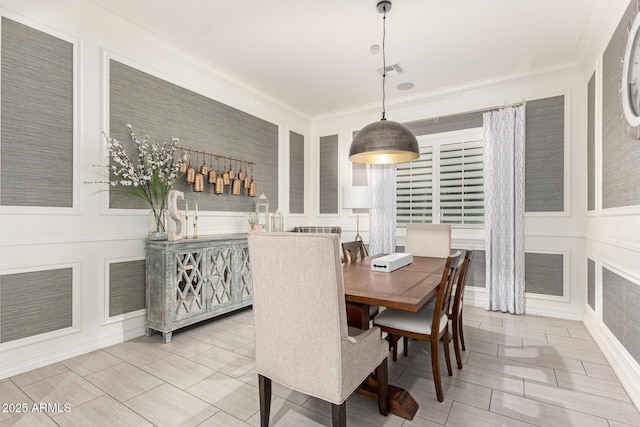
[430,338,444,402]
[452,318,463,369]
[442,329,453,376]
[459,312,466,351]
[375,358,389,416]
[390,335,399,362]
[331,402,346,427]
[403,336,409,358]
[258,375,271,427]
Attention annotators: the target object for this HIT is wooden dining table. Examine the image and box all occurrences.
[341,255,447,421]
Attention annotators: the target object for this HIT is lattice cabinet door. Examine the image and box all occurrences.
[237,243,252,302]
[206,246,234,311]
[174,250,206,321]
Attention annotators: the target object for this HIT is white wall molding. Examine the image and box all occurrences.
[584,308,640,411]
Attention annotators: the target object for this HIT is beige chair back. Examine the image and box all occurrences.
[248,232,348,402]
[405,223,451,258]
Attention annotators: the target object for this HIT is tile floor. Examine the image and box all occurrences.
[2,305,639,426]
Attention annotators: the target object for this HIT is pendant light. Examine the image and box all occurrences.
[348,0,419,164]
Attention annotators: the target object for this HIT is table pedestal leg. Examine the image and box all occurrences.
[358,374,419,420]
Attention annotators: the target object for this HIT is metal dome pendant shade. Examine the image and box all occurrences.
[349,0,419,164]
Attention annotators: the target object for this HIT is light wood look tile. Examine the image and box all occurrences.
[447,401,533,427]
[125,383,217,427]
[490,389,610,426]
[466,351,557,384]
[140,353,215,390]
[524,379,640,425]
[191,345,255,378]
[555,369,631,402]
[582,360,619,381]
[102,339,173,367]
[248,396,332,427]
[10,363,69,387]
[85,362,164,402]
[0,381,34,422]
[20,371,104,412]
[497,344,588,374]
[186,372,261,421]
[199,410,253,427]
[60,350,122,377]
[5,306,639,427]
[52,395,152,427]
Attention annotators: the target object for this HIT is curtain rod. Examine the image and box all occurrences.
[421,101,526,124]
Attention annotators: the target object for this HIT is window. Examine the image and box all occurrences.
[397,128,484,227]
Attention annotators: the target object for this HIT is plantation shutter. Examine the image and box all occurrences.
[396,145,433,224]
[439,138,484,225]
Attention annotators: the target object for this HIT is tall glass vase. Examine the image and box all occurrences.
[148,208,168,241]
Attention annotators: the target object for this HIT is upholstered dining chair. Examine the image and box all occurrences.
[342,240,379,325]
[373,251,461,402]
[404,223,451,258]
[248,232,389,427]
[450,250,474,369]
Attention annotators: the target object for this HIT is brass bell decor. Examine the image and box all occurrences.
[208,155,217,184]
[199,156,208,175]
[179,149,187,173]
[223,159,230,186]
[171,144,255,199]
[185,160,195,184]
[238,162,246,181]
[229,159,235,180]
[214,175,224,195]
[232,176,241,196]
[193,171,204,192]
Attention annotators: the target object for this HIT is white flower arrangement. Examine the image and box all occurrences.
[104,125,188,235]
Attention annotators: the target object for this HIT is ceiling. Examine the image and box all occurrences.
[84,0,598,117]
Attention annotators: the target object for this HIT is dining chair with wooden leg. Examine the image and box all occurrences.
[248,232,390,427]
[373,251,461,402]
[450,250,474,369]
[399,223,452,358]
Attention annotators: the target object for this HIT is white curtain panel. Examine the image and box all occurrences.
[367,164,397,256]
[483,105,526,314]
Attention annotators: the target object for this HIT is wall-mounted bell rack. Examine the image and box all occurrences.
[175,145,257,197]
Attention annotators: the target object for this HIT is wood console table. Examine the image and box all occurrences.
[145,234,252,343]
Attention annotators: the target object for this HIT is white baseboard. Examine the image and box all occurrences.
[583,307,640,411]
[0,324,146,380]
[464,287,582,320]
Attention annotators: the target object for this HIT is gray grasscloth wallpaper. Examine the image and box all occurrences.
[603,267,640,364]
[1,268,73,343]
[588,73,596,211]
[525,96,565,213]
[1,17,73,207]
[109,60,278,212]
[525,253,564,296]
[109,260,146,317]
[319,134,339,214]
[289,131,305,214]
[602,1,640,209]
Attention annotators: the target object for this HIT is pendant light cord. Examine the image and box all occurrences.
[381,8,387,121]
